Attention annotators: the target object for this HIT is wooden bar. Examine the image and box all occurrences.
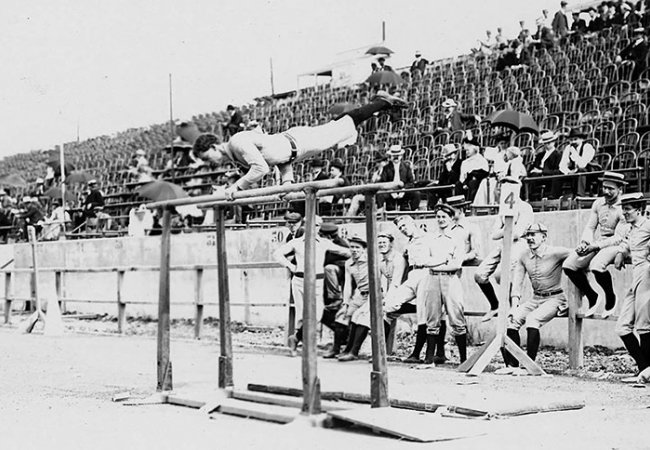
[157,208,173,392]
[55,271,63,314]
[4,272,12,324]
[117,270,126,334]
[147,179,343,209]
[194,268,204,339]
[567,282,584,369]
[301,188,321,415]
[216,207,234,389]
[365,192,389,408]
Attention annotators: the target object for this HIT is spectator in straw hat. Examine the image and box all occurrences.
[377,144,420,212]
[436,99,480,134]
[560,128,598,196]
[529,131,563,199]
[613,193,650,383]
[410,50,429,75]
[428,143,463,209]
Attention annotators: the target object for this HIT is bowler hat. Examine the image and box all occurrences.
[598,171,627,186]
[310,158,325,168]
[620,192,647,208]
[568,128,587,139]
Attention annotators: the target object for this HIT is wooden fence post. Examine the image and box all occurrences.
[194,268,204,339]
[157,208,173,392]
[55,271,63,313]
[4,272,12,324]
[216,206,234,389]
[117,270,126,334]
[567,282,584,369]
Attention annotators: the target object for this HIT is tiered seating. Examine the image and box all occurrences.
[1,23,649,228]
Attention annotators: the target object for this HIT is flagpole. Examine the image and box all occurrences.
[169,73,175,183]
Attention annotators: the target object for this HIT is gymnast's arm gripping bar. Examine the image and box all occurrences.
[194,181,404,208]
[146,178,344,209]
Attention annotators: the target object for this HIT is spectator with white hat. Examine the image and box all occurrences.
[529,131,563,199]
[410,50,429,75]
[436,99,480,134]
[428,143,463,209]
[376,144,420,212]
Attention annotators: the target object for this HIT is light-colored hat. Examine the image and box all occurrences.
[136,149,146,156]
[598,171,627,186]
[538,131,558,144]
[36,177,44,184]
[620,192,647,208]
[441,143,458,157]
[387,144,405,156]
[442,98,457,108]
[446,195,471,208]
[377,231,394,241]
[415,50,422,56]
[434,203,455,217]
[506,146,521,157]
[88,179,98,185]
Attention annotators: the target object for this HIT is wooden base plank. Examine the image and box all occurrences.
[503,337,546,376]
[213,399,300,424]
[328,407,488,442]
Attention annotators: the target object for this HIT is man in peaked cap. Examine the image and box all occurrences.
[613,193,650,381]
[192,91,407,199]
[498,223,572,375]
[563,171,627,318]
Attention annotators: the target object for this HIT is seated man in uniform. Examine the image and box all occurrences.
[498,223,571,375]
[192,91,407,198]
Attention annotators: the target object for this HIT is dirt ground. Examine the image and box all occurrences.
[1,319,650,450]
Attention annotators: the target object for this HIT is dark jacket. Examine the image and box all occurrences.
[529,150,562,175]
[438,111,477,132]
[378,161,415,188]
[225,111,244,137]
[438,158,462,186]
[83,189,105,218]
[410,58,429,73]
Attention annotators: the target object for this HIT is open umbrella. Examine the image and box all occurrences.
[365,71,406,86]
[136,181,188,202]
[44,186,76,202]
[0,174,27,187]
[327,102,358,116]
[65,170,95,184]
[487,110,539,135]
[47,159,75,177]
[366,45,394,56]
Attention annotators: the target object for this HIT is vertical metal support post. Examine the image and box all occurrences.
[117,270,126,334]
[301,188,321,415]
[365,192,389,408]
[157,208,173,392]
[216,207,233,389]
[4,272,12,324]
[194,268,204,339]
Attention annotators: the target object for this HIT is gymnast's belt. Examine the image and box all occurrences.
[282,132,298,162]
[533,288,563,298]
[294,272,324,279]
[409,265,455,276]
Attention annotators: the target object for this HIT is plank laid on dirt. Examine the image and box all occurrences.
[328,407,488,443]
[213,399,300,424]
[232,390,352,411]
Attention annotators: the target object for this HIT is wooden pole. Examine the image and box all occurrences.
[157,208,173,391]
[194,268,204,339]
[4,272,12,324]
[567,282,584,369]
[365,192,389,408]
[117,270,126,334]
[216,207,233,389]
[301,188,321,415]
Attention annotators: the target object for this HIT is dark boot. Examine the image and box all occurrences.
[478,282,500,311]
[324,324,348,358]
[424,334,437,364]
[501,328,521,367]
[454,334,467,364]
[349,325,369,357]
[433,321,447,364]
[404,325,427,363]
[383,320,393,347]
[526,327,541,361]
[593,271,616,312]
[563,268,598,307]
[621,333,644,371]
[341,323,357,356]
[639,333,650,372]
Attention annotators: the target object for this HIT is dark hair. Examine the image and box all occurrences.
[192,133,220,157]
[226,105,235,111]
